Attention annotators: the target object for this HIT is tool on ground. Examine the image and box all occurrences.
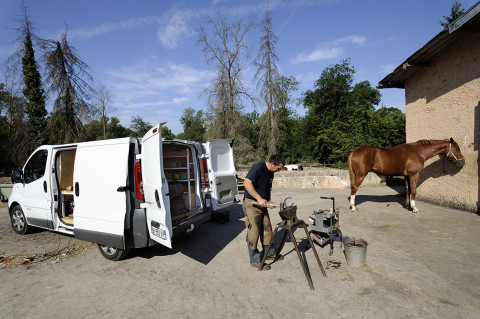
[308,196,343,256]
[259,197,326,290]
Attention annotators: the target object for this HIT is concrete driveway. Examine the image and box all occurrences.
[1,186,479,318]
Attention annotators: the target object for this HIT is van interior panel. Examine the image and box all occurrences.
[58,149,76,225]
[162,143,201,225]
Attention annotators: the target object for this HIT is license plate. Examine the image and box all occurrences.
[151,225,166,240]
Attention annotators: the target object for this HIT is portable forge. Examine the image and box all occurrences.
[308,196,343,256]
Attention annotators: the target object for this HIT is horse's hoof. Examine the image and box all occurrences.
[350,208,358,213]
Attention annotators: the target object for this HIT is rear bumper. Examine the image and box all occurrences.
[172,210,211,237]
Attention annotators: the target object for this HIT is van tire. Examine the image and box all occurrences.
[10,205,31,235]
[97,244,130,261]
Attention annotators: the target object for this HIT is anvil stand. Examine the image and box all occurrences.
[259,206,327,290]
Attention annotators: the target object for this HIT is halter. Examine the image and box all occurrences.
[446,142,460,162]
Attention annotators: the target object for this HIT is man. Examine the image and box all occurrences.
[243,154,286,270]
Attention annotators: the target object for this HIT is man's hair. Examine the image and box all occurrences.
[268,154,286,166]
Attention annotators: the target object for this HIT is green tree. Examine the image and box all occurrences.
[1,65,22,136]
[108,117,133,138]
[440,1,465,29]
[40,27,95,144]
[161,126,175,139]
[275,75,300,160]
[21,14,47,148]
[83,116,132,140]
[0,76,28,166]
[303,59,356,161]
[301,59,405,165]
[130,116,152,137]
[370,106,406,147]
[178,107,206,142]
[239,110,260,150]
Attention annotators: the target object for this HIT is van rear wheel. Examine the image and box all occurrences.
[97,244,130,261]
[10,205,31,235]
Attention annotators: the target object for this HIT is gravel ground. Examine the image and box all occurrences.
[1,186,480,319]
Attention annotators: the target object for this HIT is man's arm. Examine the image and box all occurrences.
[244,178,268,207]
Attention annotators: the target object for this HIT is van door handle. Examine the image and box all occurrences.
[117,186,130,192]
[154,190,161,208]
[75,182,79,196]
[43,181,47,193]
[216,178,222,185]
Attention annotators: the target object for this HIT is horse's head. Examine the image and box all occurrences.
[446,138,465,167]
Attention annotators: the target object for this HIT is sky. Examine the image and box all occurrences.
[1,0,478,134]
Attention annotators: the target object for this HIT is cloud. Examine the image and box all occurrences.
[332,35,366,46]
[119,97,189,109]
[379,63,397,75]
[291,35,366,64]
[66,16,160,41]
[157,9,197,49]
[292,47,344,64]
[57,10,197,50]
[101,56,213,109]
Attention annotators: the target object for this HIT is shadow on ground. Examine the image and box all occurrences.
[128,203,246,265]
[353,186,405,208]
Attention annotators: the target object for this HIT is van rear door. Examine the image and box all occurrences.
[73,139,131,249]
[203,139,238,210]
[141,124,172,249]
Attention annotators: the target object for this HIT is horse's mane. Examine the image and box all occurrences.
[416,139,433,145]
[413,139,448,145]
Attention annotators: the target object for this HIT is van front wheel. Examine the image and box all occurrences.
[10,205,31,235]
[97,244,130,261]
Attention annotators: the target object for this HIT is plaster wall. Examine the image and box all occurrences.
[271,169,384,189]
[405,32,480,212]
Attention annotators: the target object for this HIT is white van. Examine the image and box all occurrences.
[8,123,239,260]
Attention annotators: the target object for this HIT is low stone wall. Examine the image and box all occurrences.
[238,168,385,189]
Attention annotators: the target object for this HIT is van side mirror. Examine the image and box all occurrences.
[11,170,23,184]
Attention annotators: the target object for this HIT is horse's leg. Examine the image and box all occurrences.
[404,176,411,209]
[350,174,366,213]
[409,174,420,213]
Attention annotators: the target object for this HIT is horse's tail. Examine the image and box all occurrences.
[347,150,355,188]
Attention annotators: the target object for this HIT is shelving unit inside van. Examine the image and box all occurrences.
[163,144,197,215]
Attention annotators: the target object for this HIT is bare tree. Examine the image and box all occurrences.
[254,3,280,155]
[40,26,96,144]
[204,67,231,138]
[95,85,115,139]
[198,13,255,141]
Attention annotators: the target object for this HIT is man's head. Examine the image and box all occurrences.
[266,154,286,172]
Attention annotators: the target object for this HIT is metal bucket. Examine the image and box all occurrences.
[344,238,368,267]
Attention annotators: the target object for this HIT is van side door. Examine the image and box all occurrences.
[73,139,131,249]
[18,148,51,228]
[203,139,239,210]
[141,124,172,249]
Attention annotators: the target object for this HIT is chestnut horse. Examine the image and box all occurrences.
[348,138,465,213]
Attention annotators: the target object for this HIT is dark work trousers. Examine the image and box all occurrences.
[243,198,275,262]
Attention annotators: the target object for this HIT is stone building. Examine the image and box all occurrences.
[378,3,480,213]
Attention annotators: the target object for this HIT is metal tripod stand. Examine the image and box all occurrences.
[258,203,326,290]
